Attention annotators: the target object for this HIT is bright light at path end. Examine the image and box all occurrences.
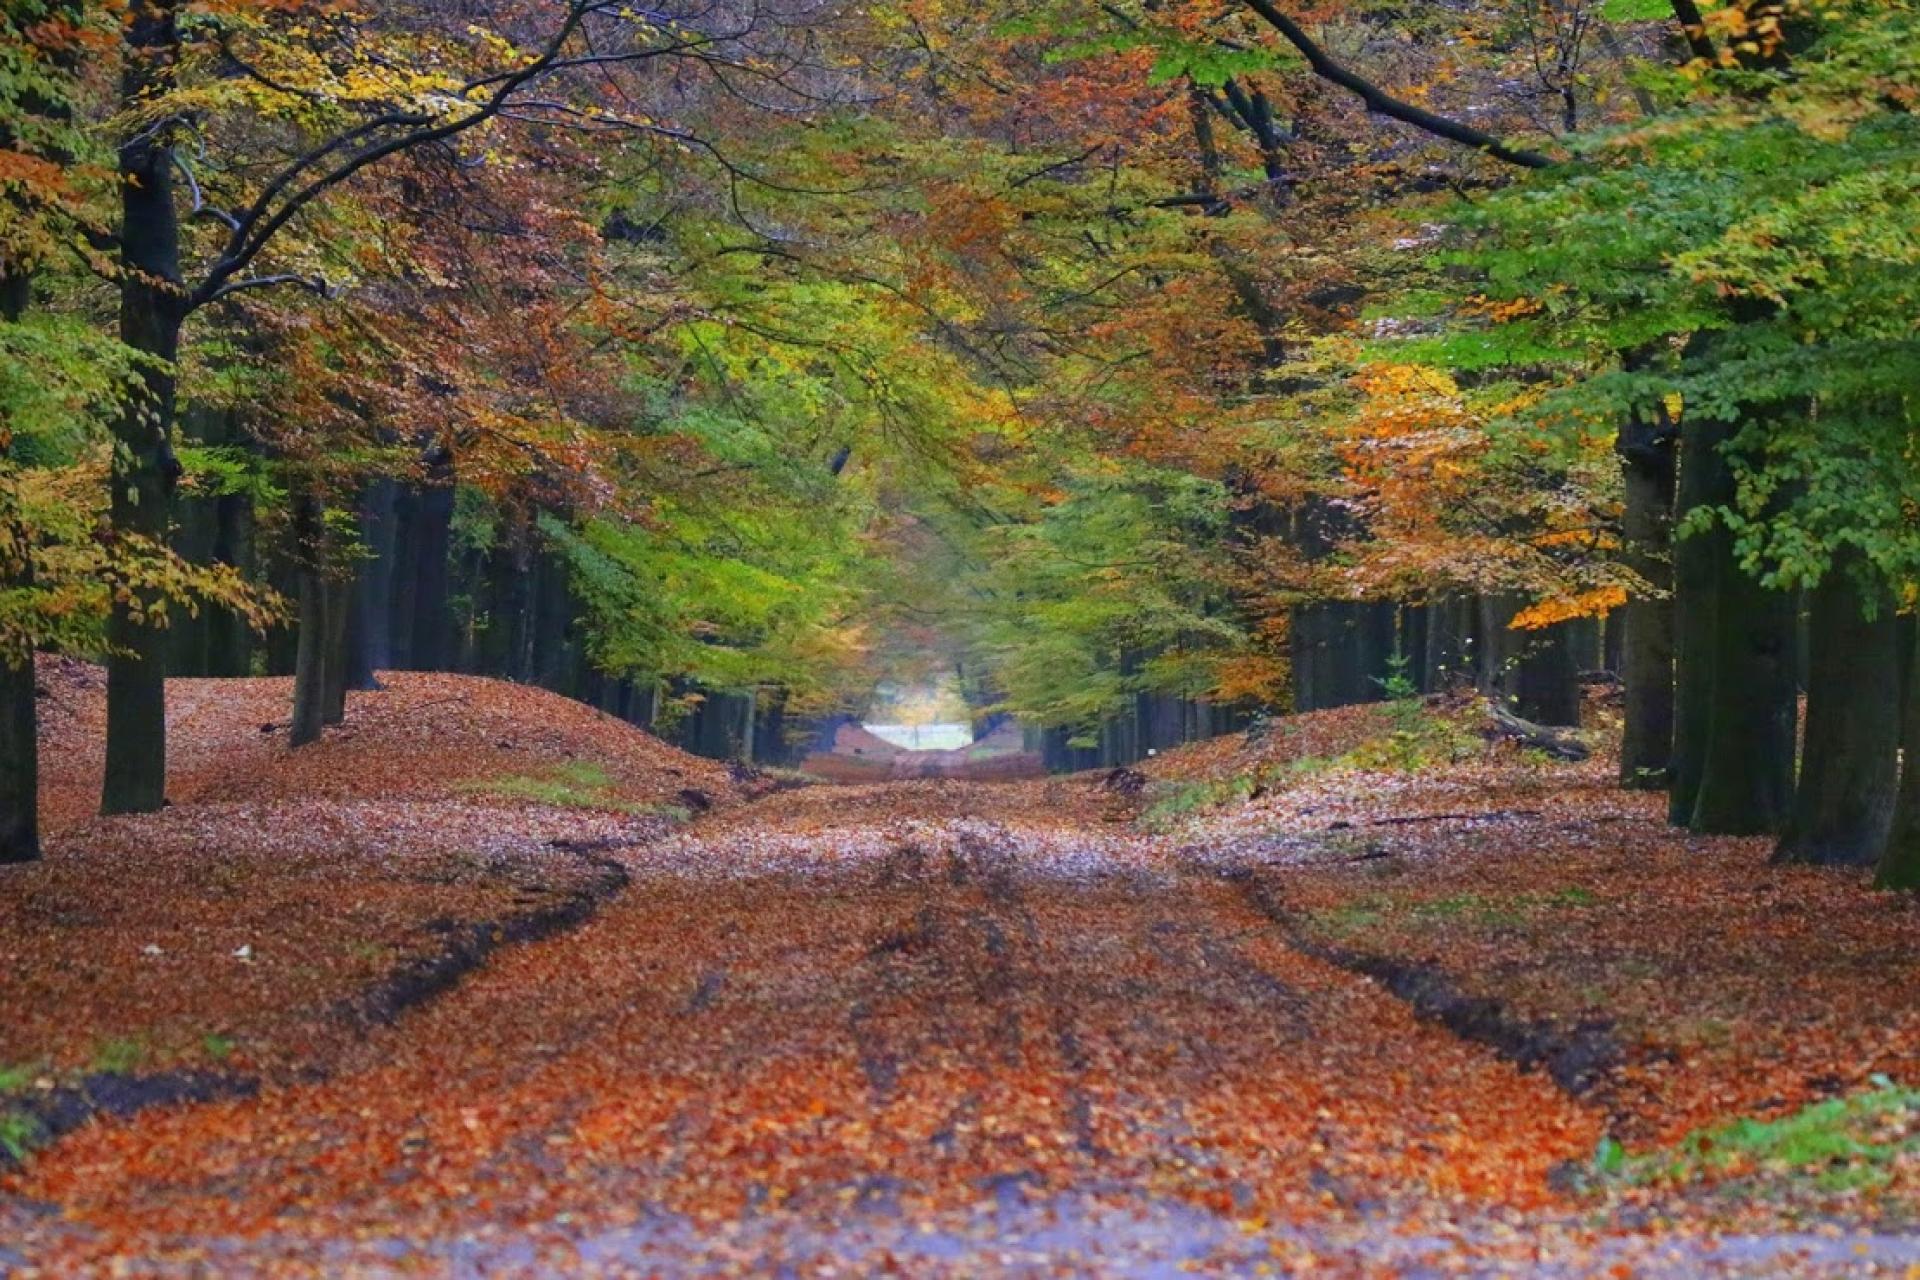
[863,723,974,751]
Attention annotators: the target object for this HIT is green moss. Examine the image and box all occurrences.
[0,1111,41,1161]
[90,1036,148,1075]
[458,760,689,820]
[1609,1081,1920,1195]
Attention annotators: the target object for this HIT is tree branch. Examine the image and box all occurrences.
[1668,0,1721,63]
[1236,0,1554,169]
[203,273,332,304]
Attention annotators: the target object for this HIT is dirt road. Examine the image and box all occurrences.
[6,786,1915,1275]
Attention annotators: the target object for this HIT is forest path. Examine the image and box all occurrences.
[4,785,1912,1275]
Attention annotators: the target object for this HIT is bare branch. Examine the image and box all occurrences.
[203,273,331,304]
[1236,0,1554,169]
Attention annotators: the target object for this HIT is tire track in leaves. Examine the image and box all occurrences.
[6,793,1603,1274]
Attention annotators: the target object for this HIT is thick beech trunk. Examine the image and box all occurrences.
[289,570,327,748]
[351,478,398,688]
[1667,411,1721,826]
[1687,571,1798,834]
[1776,554,1900,866]
[1618,402,1678,788]
[1876,622,1920,889]
[102,3,185,815]
[0,630,32,863]
[321,576,352,725]
[0,272,36,862]
[289,494,328,748]
[206,495,255,677]
[1601,611,1624,673]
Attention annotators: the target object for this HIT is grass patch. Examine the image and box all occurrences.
[460,760,690,820]
[1599,1081,1920,1195]
[90,1036,148,1075]
[1139,693,1485,833]
[0,1110,40,1161]
[1139,756,1343,832]
[462,760,622,808]
[1343,686,1483,773]
[0,1064,33,1095]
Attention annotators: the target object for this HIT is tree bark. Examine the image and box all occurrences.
[351,478,398,688]
[321,574,352,725]
[288,493,328,748]
[1512,622,1582,727]
[101,0,185,816]
[1423,594,1473,692]
[1775,553,1900,866]
[0,271,37,862]
[1875,621,1920,889]
[1685,432,1799,834]
[408,476,454,671]
[1667,410,1720,825]
[1618,400,1678,788]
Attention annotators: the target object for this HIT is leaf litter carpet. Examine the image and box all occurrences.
[10,775,1920,1276]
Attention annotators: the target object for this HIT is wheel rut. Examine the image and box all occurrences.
[3,787,1607,1275]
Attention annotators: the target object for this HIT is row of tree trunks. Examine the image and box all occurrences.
[1290,601,1395,711]
[1285,593,1602,729]
[166,407,255,678]
[1032,695,1244,773]
[1476,596,1582,727]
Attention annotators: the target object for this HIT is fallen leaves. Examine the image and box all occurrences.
[7,676,1920,1273]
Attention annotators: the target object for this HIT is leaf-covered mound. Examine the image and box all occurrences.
[6,666,743,1087]
[1143,702,1920,1228]
[36,662,740,831]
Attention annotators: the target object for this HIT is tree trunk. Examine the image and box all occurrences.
[1424,594,1473,692]
[1681,404,1797,836]
[0,267,37,860]
[408,474,454,671]
[1775,554,1900,866]
[387,485,419,670]
[1289,603,1328,712]
[0,624,32,863]
[289,494,328,749]
[1512,623,1582,727]
[1875,621,1920,889]
[1686,505,1799,835]
[102,1,185,816]
[1398,605,1430,691]
[1618,400,1678,788]
[351,478,398,688]
[206,459,255,676]
[1667,411,1721,825]
[321,575,352,726]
